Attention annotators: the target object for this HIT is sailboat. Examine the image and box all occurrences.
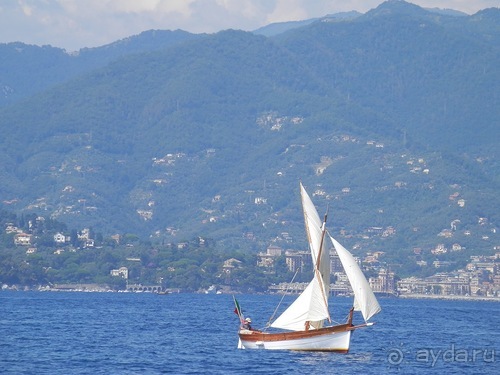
[236,182,381,352]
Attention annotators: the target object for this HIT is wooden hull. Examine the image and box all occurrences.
[238,323,354,352]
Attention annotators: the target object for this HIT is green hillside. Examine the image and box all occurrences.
[0,1,498,276]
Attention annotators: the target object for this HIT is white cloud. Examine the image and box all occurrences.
[266,0,309,24]
[19,1,33,17]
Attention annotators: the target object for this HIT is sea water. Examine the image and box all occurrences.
[0,291,498,374]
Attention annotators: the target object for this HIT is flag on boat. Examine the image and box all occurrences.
[233,295,244,322]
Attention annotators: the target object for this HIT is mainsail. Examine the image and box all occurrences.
[270,183,331,331]
[329,235,381,322]
[300,183,330,298]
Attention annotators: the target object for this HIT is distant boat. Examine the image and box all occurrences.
[235,182,381,352]
[205,285,217,294]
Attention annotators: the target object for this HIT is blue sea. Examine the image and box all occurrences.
[0,291,498,374]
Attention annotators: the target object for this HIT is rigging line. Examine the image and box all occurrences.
[330,317,342,325]
[264,268,300,331]
[327,312,346,326]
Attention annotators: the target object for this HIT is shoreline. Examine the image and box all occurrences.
[2,286,500,302]
[397,293,500,302]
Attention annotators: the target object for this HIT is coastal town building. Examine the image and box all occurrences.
[257,245,282,269]
[78,228,95,248]
[259,243,498,299]
[222,258,242,274]
[369,269,396,295]
[14,233,32,246]
[110,267,129,279]
[54,232,68,244]
[397,253,500,297]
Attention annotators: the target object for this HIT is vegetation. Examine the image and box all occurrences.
[0,210,296,292]
[0,1,498,278]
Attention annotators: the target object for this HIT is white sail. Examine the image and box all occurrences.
[300,183,330,298]
[270,183,331,331]
[270,277,330,331]
[329,235,381,322]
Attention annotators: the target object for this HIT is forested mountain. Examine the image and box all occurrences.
[0,29,200,107]
[0,1,498,271]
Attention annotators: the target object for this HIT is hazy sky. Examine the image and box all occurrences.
[1,0,498,51]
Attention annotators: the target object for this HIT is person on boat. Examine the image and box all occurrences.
[242,317,252,330]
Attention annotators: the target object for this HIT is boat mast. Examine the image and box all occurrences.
[316,207,328,269]
[315,207,331,323]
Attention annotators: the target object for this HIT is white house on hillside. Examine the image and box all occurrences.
[14,233,32,246]
[110,267,128,279]
[54,232,68,244]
